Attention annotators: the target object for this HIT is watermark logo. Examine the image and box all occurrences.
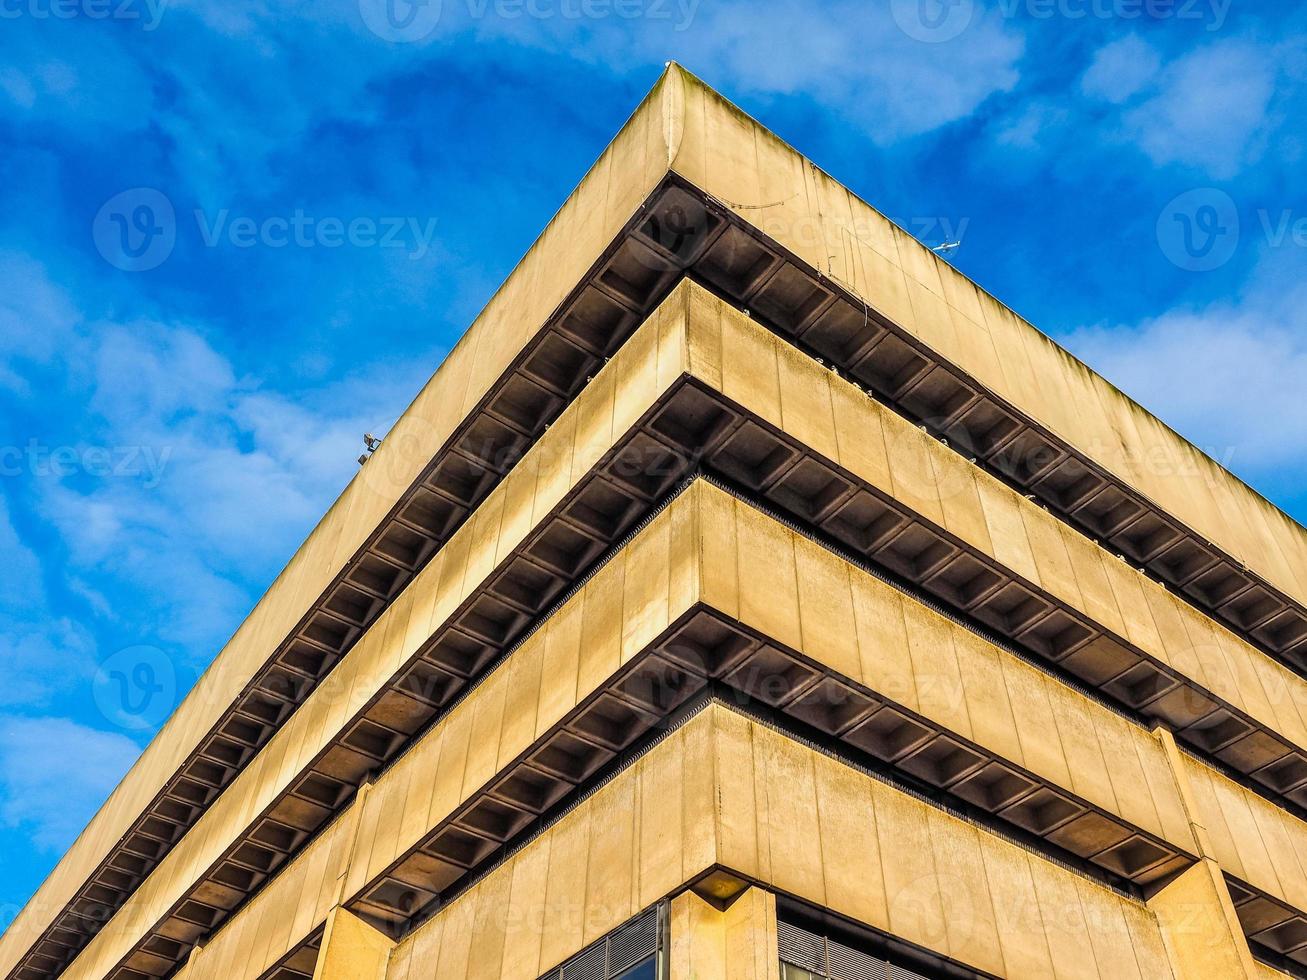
[1156,187,1239,271]
[891,0,974,42]
[92,645,178,731]
[93,188,176,272]
[194,209,438,258]
[0,0,168,29]
[1258,209,1307,250]
[0,440,172,488]
[893,0,1229,41]
[358,0,443,42]
[93,188,440,270]
[360,0,696,39]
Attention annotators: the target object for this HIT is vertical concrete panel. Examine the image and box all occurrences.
[884,415,945,529]
[794,535,859,681]
[500,834,552,980]
[926,810,1005,975]
[623,505,672,664]
[497,640,545,771]
[683,278,722,391]
[874,783,948,957]
[639,724,686,907]
[697,474,740,620]
[1057,522,1129,640]
[829,381,891,492]
[734,495,801,652]
[584,770,637,945]
[974,478,1040,588]
[776,340,839,464]
[755,728,824,903]
[536,598,584,740]
[713,704,761,881]
[901,598,972,742]
[930,443,994,556]
[719,303,781,427]
[1030,864,1099,980]
[681,706,721,880]
[1074,879,1146,980]
[465,867,513,980]
[849,573,916,711]
[952,629,1023,765]
[977,844,1056,978]
[538,805,592,972]
[577,552,626,699]
[999,658,1071,788]
[1047,689,1120,817]
[459,670,508,798]
[1018,503,1082,610]
[433,878,479,980]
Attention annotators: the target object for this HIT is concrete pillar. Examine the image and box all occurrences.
[1148,726,1259,980]
[669,882,780,980]
[310,905,394,980]
[1148,858,1259,980]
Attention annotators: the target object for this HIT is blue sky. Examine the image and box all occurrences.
[2,0,1306,918]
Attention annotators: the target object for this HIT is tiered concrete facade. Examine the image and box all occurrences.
[7,65,1307,980]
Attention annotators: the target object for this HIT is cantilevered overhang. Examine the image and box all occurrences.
[648,65,1307,659]
[12,62,1307,980]
[1,62,685,980]
[210,702,1185,980]
[73,478,1204,978]
[49,279,1307,980]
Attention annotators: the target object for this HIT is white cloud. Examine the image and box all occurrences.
[1080,34,1161,105]
[3,255,429,662]
[1061,253,1307,487]
[0,497,97,709]
[992,100,1069,149]
[0,716,141,852]
[1121,40,1276,179]
[649,1,1024,143]
[0,251,80,394]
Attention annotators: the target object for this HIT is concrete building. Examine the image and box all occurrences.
[7,64,1307,980]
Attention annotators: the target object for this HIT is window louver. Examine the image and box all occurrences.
[778,920,930,980]
[539,905,662,980]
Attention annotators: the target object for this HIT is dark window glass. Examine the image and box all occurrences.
[614,957,656,980]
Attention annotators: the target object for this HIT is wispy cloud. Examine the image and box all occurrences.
[1062,250,1307,489]
[1120,39,1277,178]
[0,716,141,852]
[1079,34,1161,105]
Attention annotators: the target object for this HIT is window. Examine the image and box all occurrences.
[778,919,941,980]
[538,905,663,980]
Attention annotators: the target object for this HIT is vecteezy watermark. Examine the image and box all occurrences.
[194,209,439,258]
[0,440,172,488]
[93,188,440,271]
[1156,188,1239,272]
[997,0,1230,29]
[1258,209,1307,250]
[1156,189,1307,272]
[93,187,177,272]
[357,0,443,40]
[358,0,697,43]
[892,0,1229,43]
[92,645,178,731]
[0,0,168,29]
[891,0,974,43]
